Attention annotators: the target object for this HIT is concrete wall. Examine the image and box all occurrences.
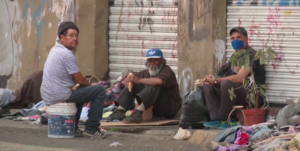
[0,0,64,89]
[0,0,109,89]
[177,0,227,96]
[75,0,109,81]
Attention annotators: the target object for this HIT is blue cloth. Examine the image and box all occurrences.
[0,89,15,108]
[79,107,89,120]
[213,126,241,143]
[251,125,272,140]
[147,48,163,58]
[41,44,80,105]
[23,101,45,112]
[103,105,116,113]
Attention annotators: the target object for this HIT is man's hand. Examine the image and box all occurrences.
[194,79,205,89]
[127,73,140,84]
[205,75,215,85]
[122,78,129,87]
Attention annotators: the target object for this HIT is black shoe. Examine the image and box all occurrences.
[122,110,143,123]
[84,128,107,139]
[109,109,126,120]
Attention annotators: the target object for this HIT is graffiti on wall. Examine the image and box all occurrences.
[22,0,56,45]
[0,0,62,88]
[228,0,300,101]
[213,39,226,69]
[178,0,212,97]
[178,67,194,97]
[229,0,300,6]
[0,0,23,88]
[230,4,298,74]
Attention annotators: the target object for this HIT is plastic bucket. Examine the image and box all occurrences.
[48,103,77,138]
[242,109,267,126]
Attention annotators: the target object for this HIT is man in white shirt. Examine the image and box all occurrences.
[41,21,106,138]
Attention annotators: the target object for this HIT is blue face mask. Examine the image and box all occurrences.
[231,40,244,50]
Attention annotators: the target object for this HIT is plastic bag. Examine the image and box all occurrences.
[173,128,191,140]
[276,102,300,127]
[110,142,123,147]
[179,86,209,129]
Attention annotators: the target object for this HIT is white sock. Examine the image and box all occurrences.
[137,103,145,111]
[117,105,125,111]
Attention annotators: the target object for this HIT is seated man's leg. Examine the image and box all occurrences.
[67,85,106,137]
[203,84,222,121]
[219,79,247,121]
[123,85,162,123]
[152,90,172,119]
[110,83,144,120]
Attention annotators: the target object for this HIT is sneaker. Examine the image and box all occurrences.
[219,121,238,130]
[109,109,126,120]
[203,121,224,128]
[84,128,107,139]
[122,110,143,123]
[75,128,84,137]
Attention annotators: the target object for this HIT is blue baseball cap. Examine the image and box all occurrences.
[146,48,163,59]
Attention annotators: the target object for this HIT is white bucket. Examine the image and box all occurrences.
[47,103,77,138]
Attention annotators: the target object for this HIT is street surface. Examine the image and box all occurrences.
[0,120,201,151]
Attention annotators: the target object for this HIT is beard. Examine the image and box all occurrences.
[148,65,162,76]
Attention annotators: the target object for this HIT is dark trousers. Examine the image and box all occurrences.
[203,79,247,120]
[115,84,172,119]
[67,85,105,129]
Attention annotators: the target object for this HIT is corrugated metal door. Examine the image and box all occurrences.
[108,0,178,84]
[227,0,300,104]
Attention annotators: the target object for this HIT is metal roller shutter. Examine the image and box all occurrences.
[227,0,300,104]
[108,0,178,84]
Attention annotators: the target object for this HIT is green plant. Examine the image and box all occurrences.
[228,44,276,109]
[106,127,120,132]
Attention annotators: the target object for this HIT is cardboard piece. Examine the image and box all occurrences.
[100,120,179,127]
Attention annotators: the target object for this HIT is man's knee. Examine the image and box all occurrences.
[220,79,236,90]
[93,85,105,95]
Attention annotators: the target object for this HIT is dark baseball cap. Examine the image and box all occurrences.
[230,27,248,36]
[57,21,79,39]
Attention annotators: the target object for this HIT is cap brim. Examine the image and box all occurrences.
[230,28,247,36]
[147,56,162,59]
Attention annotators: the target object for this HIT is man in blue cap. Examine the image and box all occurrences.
[110,48,182,123]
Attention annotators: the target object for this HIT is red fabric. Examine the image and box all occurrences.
[238,132,249,145]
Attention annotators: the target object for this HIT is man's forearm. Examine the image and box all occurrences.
[136,78,163,85]
[217,75,243,84]
[79,81,91,87]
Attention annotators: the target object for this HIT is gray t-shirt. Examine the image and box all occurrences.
[0,89,15,108]
[41,44,80,105]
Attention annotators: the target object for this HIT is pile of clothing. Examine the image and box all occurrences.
[6,75,132,125]
[0,101,48,125]
[79,74,135,123]
[206,102,300,151]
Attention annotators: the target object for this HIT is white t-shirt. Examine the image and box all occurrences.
[41,44,80,105]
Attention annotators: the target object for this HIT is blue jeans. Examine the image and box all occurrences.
[67,85,105,129]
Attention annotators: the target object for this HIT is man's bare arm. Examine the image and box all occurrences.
[72,72,91,87]
[136,78,163,85]
[217,66,251,84]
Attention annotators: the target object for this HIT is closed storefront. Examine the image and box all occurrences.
[227,0,300,104]
[108,0,178,84]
